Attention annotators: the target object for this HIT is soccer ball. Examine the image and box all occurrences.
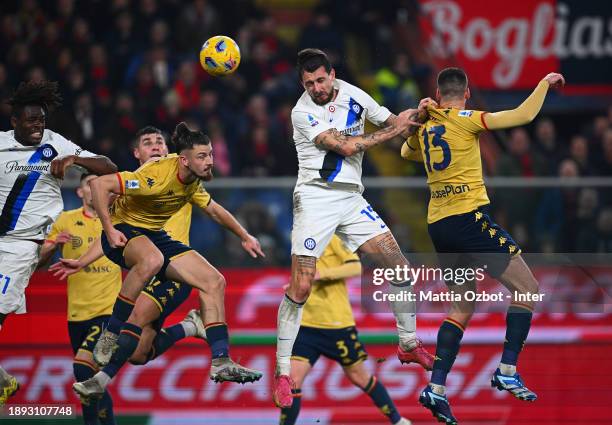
[199,35,241,76]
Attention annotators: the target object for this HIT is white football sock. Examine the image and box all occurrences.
[276,294,304,376]
[430,383,446,395]
[389,280,417,349]
[499,363,517,376]
[95,371,111,388]
[181,321,197,338]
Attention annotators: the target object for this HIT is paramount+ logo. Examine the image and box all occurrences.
[430,183,470,199]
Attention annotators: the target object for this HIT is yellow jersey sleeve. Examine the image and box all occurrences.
[482,80,549,130]
[401,133,424,162]
[189,183,212,209]
[46,212,67,241]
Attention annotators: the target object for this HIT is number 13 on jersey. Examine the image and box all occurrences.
[422,125,451,172]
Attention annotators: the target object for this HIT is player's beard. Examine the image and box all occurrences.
[311,86,334,105]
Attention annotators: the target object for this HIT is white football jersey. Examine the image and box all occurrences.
[0,129,96,240]
[291,78,391,189]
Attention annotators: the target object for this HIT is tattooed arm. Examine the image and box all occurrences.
[314,108,421,156]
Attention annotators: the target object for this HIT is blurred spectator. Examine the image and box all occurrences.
[175,0,220,54]
[594,208,612,252]
[534,159,580,252]
[496,128,548,177]
[373,53,420,113]
[568,135,590,175]
[173,61,201,111]
[534,118,561,175]
[596,128,612,176]
[574,188,600,252]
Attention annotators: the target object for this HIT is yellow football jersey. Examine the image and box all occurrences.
[47,208,122,322]
[163,204,192,245]
[407,107,490,223]
[301,236,360,329]
[112,155,211,231]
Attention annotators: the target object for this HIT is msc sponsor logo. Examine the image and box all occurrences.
[431,184,470,199]
[83,265,113,273]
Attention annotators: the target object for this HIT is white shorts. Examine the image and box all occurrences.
[0,238,41,315]
[291,183,389,257]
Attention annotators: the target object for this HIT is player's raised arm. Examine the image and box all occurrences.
[202,199,265,258]
[483,73,565,130]
[89,174,127,248]
[313,108,421,157]
[49,238,105,280]
[51,154,117,180]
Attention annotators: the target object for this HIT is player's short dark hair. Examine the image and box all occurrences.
[437,67,468,99]
[80,172,96,181]
[297,48,331,80]
[172,122,210,153]
[132,125,164,148]
[8,80,63,117]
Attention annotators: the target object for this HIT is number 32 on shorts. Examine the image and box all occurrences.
[360,205,386,229]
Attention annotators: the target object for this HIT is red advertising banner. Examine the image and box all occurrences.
[1,268,611,423]
[418,0,612,91]
[1,344,608,423]
[2,268,612,346]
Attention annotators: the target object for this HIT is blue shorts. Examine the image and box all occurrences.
[428,204,521,279]
[141,279,193,332]
[101,223,192,280]
[67,315,110,355]
[292,326,368,367]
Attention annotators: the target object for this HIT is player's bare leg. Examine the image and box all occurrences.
[166,251,262,383]
[358,231,433,370]
[492,255,539,401]
[93,237,164,366]
[273,255,315,408]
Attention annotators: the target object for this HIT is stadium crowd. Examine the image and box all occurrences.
[1,0,610,262]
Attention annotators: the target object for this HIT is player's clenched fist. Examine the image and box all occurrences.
[106,227,127,248]
[543,73,565,88]
[396,108,423,129]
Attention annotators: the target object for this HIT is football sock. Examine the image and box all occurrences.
[149,324,186,360]
[501,304,533,368]
[97,390,116,425]
[388,280,417,349]
[106,294,135,334]
[181,320,198,338]
[431,319,465,386]
[279,388,301,425]
[102,323,142,378]
[73,361,99,425]
[276,294,304,376]
[205,322,229,359]
[362,376,401,424]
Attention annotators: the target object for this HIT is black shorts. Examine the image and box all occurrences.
[67,315,110,355]
[428,204,521,279]
[141,279,193,332]
[292,326,368,367]
[101,223,192,279]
